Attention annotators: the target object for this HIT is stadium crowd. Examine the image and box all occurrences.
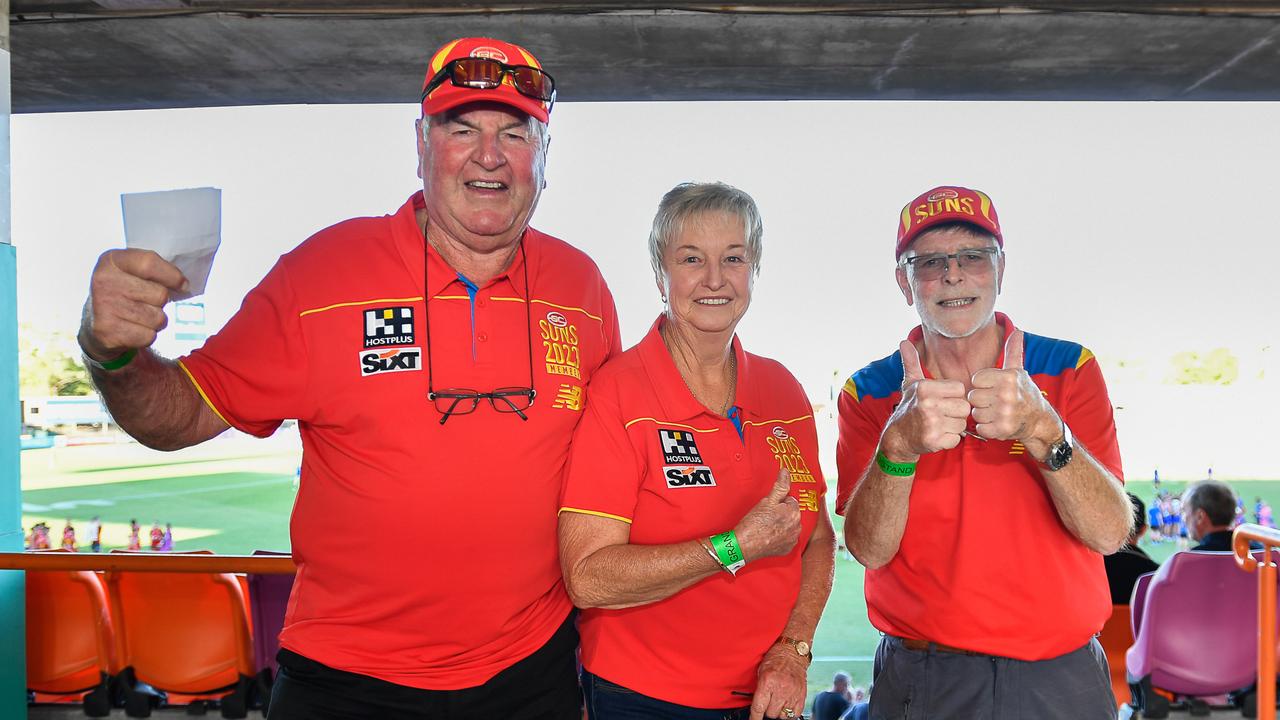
[25,516,174,553]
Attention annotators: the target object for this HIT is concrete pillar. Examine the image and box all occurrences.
[0,0,26,714]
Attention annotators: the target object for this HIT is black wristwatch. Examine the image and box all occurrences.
[1042,423,1074,472]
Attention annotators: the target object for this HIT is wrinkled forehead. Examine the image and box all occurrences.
[432,100,534,126]
[902,223,1000,257]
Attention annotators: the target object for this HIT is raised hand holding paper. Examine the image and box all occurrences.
[121,186,221,300]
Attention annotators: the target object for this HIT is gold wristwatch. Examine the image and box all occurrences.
[778,635,812,664]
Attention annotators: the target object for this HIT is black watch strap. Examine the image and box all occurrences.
[1043,422,1074,471]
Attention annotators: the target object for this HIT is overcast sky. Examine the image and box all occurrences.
[13,100,1280,479]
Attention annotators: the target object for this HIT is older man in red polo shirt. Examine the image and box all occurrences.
[836,186,1132,720]
[77,37,620,719]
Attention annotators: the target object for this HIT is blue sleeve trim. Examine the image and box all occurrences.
[1022,332,1086,377]
[849,351,904,401]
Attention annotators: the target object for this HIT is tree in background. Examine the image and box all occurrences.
[19,324,92,396]
[1168,348,1239,386]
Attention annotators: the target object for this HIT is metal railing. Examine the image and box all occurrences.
[0,551,295,574]
[1234,523,1280,720]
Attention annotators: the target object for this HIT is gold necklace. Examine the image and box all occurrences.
[662,325,737,416]
[720,352,738,416]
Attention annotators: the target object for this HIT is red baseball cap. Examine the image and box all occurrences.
[896,185,1002,258]
[421,37,552,123]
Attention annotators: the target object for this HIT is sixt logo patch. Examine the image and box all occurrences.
[364,307,415,348]
[658,429,703,464]
[470,47,509,63]
[772,426,789,440]
[359,347,422,377]
[546,311,567,328]
[664,465,717,488]
[927,189,960,202]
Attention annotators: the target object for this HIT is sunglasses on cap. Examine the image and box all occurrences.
[420,57,556,106]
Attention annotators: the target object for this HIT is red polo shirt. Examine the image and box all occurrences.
[561,317,824,708]
[179,192,620,689]
[836,314,1123,661]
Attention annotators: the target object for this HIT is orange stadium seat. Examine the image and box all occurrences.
[1098,604,1134,709]
[25,562,118,717]
[106,550,255,718]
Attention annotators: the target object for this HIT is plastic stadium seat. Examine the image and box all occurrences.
[1097,604,1133,709]
[246,550,295,714]
[106,550,255,718]
[1126,550,1279,718]
[247,550,294,677]
[25,561,118,717]
[1130,571,1155,638]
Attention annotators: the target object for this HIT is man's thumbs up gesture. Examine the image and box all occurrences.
[880,339,971,462]
[968,330,1058,446]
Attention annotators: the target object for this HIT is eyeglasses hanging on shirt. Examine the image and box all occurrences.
[423,240,536,425]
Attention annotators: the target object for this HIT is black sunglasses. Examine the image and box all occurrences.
[421,57,556,106]
[423,242,537,425]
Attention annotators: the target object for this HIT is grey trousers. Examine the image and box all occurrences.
[867,636,1116,720]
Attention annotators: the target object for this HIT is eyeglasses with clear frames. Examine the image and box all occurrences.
[900,247,1001,281]
[423,242,536,426]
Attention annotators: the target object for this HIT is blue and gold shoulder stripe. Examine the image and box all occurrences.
[840,332,1096,404]
[842,351,904,403]
[1023,332,1096,377]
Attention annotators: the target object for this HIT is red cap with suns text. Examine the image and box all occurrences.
[896,185,1003,258]
[421,37,552,123]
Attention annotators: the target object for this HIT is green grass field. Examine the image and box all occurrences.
[19,437,1280,708]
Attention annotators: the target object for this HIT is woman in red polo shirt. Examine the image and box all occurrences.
[559,182,837,720]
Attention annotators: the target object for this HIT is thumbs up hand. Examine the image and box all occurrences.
[968,330,1059,445]
[734,468,802,562]
[881,340,971,462]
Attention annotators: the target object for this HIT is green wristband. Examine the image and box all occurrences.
[876,451,917,477]
[85,348,137,372]
[708,531,746,575]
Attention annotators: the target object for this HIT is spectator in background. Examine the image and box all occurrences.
[126,519,141,551]
[1147,495,1165,542]
[160,523,174,552]
[61,519,78,551]
[27,522,51,550]
[87,515,102,553]
[149,521,163,551]
[1166,496,1185,546]
[1105,493,1160,604]
[1255,497,1275,529]
[811,671,853,720]
[1184,480,1255,552]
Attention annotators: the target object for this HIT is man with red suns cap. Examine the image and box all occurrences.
[77,37,620,718]
[836,186,1132,719]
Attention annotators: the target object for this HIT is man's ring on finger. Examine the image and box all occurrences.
[782,709,796,718]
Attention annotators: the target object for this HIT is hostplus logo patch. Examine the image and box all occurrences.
[363,307,415,348]
[658,429,703,465]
